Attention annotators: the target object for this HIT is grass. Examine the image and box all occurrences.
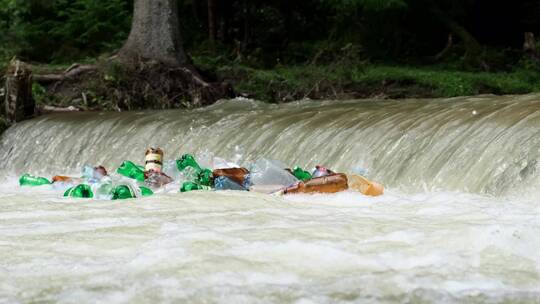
[356,66,539,96]
[194,55,540,101]
[1,54,539,109]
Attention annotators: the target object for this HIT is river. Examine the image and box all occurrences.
[0,95,539,303]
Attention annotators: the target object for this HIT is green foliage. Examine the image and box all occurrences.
[195,52,540,102]
[31,82,47,104]
[0,0,130,62]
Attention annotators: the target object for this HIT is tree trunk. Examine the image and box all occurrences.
[208,0,216,45]
[242,0,250,51]
[119,0,187,66]
[429,5,483,66]
[4,59,34,123]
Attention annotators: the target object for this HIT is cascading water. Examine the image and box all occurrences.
[2,94,540,195]
[0,95,539,303]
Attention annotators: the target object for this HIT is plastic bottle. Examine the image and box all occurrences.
[145,147,164,173]
[176,154,202,172]
[176,154,215,187]
[140,186,154,197]
[249,159,298,187]
[213,167,250,186]
[311,165,334,178]
[81,165,95,180]
[82,165,108,184]
[291,166,312,181]
[283,173,349,195]
[242,173,252,189]
[347,174,384,196]
[64,184,94,198]
[19,174,51,186]
[112,185,136,200]
[180,181,212,192]
[214,176,246,191]
[144,171,173,188]
[197,168,214,186]
[182,166,200,182]
[117,161,145,182]
[163,159,183,181]
[91,176,114,200]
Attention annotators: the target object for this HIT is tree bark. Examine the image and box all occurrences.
[242,0,250,51]
[4,59,34,123]
[119,0,187,65]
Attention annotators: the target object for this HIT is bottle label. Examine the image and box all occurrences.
[145,153,163,172]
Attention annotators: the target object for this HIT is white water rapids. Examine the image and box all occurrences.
[0,95,539,303]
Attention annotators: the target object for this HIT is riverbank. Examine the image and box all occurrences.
[201,61,540,101]
[1,56,540,122]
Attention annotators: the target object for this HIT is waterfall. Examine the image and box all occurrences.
[1,94,539,196]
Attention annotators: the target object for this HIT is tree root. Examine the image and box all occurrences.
[33,60,235,111]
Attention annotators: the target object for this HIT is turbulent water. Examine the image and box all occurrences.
[0,95,539,303]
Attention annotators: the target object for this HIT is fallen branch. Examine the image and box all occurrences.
[38,105,80,114]
[33,64,97,84]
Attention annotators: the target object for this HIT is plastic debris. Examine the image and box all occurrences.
[19,174,51,186]
[117,161,145,182]
[64,184,94,198]
[249,159,298,188]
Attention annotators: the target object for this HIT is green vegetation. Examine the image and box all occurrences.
[197,57,540,101]
[0,0,540,107]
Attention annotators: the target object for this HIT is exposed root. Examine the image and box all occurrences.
[33,60,235,111]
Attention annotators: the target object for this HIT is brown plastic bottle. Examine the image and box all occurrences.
[212,168,249,185]
[283,173,349,194]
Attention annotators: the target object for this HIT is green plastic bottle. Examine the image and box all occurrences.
[197,168,213,187]
[117,161,145,182]
[140,186,154,197]
[111,185,136,200]
[292,166,312,181]
[176,154,215,187]
[111,185,153,200]
[19,173,51,186]
[176,154,202,172]
[180,181,211,192]
[64,184,94,198]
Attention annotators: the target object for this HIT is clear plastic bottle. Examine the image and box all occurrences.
[249,159,298,187]
[92,176,113,200]
[214,176,246,191]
